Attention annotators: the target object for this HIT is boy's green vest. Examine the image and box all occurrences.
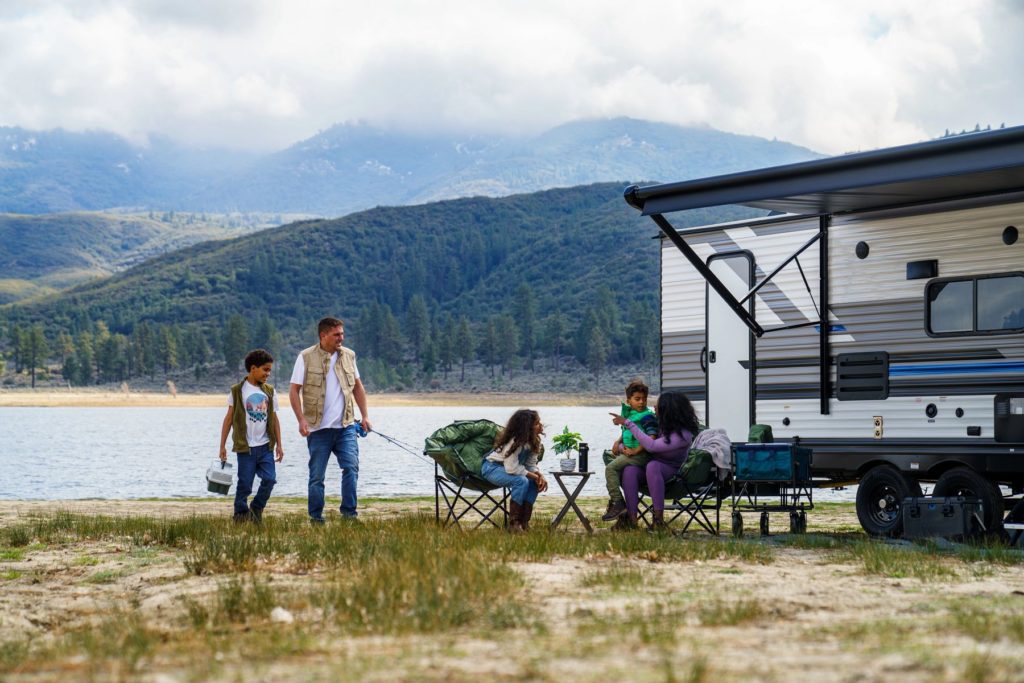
[299,344,358,429]
[230,380,278,453]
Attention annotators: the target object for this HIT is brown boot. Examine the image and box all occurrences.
[612,513,638,532]
[508,501,524,533]
[520,502,534,531]
[650,509,669,533]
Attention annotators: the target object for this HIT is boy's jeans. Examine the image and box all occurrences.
[603,450,653,503]
[480,460,539,505]
[234,443,276,516]
[307,425,360,521]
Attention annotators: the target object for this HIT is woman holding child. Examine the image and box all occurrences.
[610,391,700,530]
[481,409,549,533]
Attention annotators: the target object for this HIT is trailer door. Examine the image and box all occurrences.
[706,252,754,441]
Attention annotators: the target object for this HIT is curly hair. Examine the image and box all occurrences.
[655,391,700,444]
[493,409,542,455]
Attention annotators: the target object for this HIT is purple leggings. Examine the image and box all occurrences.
[623,460,681,519]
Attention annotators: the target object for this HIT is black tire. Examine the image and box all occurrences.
[731,511,743,538]
[932,467,1005,533]
[856,465,922,538]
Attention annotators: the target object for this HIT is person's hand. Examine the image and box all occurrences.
[218,446,227,463]
[361,417,373,433]
[275,445,284,463]
[610,413,627,426]
[298,419,310,437]
[536,473,548,493]
[623,446,641,457]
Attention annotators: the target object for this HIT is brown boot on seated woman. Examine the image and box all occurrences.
[520,502,534,531]
[508,501,525,533]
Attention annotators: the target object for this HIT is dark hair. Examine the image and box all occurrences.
[655,391,700,444]
[494,409,542,455]
[244,348,274,372]
[318,317,344,337]
[625,379,649,399]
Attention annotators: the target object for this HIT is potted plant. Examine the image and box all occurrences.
[552,426,583,472]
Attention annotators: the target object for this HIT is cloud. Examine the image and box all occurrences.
[0,0,1020,154]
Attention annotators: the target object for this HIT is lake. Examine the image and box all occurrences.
[0,405,855,502]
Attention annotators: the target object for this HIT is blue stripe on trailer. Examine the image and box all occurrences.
[890,361,1024,377]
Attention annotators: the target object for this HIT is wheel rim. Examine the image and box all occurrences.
[867,483,901,526]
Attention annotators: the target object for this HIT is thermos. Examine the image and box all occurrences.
[578,442,589,473]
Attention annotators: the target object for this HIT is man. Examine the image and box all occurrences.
[290,317,373,523]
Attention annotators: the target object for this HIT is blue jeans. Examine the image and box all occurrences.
[480,460,538,505]
[307,425,360,520]
[234,443,276,516]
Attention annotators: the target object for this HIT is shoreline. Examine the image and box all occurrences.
[0,388,611,408]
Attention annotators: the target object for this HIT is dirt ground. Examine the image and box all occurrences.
[2,498,1023,682]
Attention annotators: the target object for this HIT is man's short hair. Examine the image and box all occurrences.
[625,379,649,398]
[244,348,274,371]
[318,317,344,336]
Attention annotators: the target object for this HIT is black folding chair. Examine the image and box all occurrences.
[637,450,725,535]
[425,420,508,530]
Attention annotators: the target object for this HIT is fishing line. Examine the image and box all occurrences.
[366,427,435,466]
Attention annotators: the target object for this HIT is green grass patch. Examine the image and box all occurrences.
[837,540,959,581]
[1,570,22,580]
[0,548,25,561]
[580,565,647,590]
[949,601,1024,644]
[85,569,124,584]
[72,555,101,566]
[697,598,767,626]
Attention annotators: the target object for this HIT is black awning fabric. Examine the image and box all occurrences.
[627,126,1024,216]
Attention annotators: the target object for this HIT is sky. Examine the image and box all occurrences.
[0,0,1022,155]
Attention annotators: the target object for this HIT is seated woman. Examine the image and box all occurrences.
[481,409,549,532]
[610,391,700,530]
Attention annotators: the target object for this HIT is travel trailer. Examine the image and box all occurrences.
[624,126,1024,537]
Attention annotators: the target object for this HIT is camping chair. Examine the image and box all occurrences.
[637,449,726,535]
[424,419,509,529]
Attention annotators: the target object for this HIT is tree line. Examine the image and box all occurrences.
[1,281,659,391]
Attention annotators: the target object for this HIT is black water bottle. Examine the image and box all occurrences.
[578,442,589,473]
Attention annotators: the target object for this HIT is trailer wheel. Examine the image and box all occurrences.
[932,467,1005,533]
[731,511,743,537]
[856,466,921,537]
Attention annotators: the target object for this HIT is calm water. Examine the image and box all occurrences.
[0,405,855,502]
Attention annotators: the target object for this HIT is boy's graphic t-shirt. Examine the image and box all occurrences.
[228,381,279,448]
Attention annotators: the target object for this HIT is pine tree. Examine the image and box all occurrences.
[222,315,249,372]
[586,326,608,389]
[404,295,430,364]
[454,316,475,382]
[26,325,48,389]
[438,313,456,378]
[495,315,518,377]
[513,283,537,370]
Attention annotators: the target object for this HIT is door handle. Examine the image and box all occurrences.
[709,351,717,364]
[700,347,707,373]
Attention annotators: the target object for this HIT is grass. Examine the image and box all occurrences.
[85,569,125,584]
[838,539,959,580]
[580,565,647,590]
[1,569,22,580]
[697,598,768,626]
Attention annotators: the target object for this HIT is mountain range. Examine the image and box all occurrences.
[1,118,819,216]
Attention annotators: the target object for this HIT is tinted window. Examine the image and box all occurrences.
[978,275,1024,331]
[928,280,972,333]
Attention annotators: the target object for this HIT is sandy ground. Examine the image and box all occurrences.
[2,498,1023,682]
[0,390,608,408]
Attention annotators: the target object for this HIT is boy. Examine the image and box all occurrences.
[218,348,284,523]
[601,379,659,521]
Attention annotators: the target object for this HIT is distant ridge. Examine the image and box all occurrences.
[0,118,820,216]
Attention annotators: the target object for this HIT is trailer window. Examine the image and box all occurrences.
[978,275,1024,330]
[927,280,972,333]
[926,273,1024,336]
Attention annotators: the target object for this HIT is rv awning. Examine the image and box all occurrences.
[625,125,1024,216]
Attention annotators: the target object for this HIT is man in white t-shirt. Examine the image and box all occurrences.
[218,348,284,523]
[289,317,373,522]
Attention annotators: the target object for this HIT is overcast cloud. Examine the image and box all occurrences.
[0,0,1021,154]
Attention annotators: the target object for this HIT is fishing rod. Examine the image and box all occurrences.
[358,421,435,466]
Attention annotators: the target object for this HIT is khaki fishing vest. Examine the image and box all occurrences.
[299,343,357,429]
[230,380,278,453]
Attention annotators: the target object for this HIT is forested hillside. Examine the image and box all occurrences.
[0,183,761,391]
[0,212,272,304]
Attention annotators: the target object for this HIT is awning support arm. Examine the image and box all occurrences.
[738,230,823,306]
[650,213,766,337]
[818,215,831,415]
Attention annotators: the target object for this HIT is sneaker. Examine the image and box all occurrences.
[249,507,263,524]
[232,512,250,524]
[602,499,627,521]
[309,517,326,526]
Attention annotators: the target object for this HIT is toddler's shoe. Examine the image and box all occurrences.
[602,499,627,521]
